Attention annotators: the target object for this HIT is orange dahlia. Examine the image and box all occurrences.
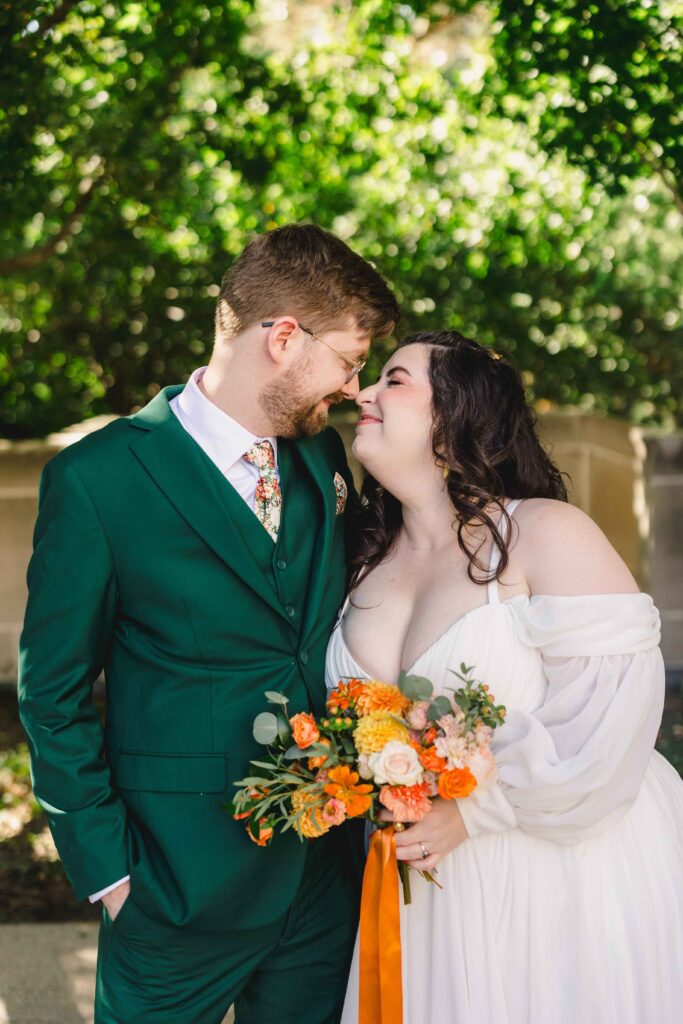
[355,681,411,718]
[324,765,373,817]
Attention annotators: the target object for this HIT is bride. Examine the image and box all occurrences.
[326,330,683,1023]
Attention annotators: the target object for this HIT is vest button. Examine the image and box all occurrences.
[285,605,296,618]
[277,559,287,570]
[300,650,309,665]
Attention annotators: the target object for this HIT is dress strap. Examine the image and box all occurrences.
[487,499,522,605]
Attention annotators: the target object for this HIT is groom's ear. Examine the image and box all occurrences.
[264,316,302,367]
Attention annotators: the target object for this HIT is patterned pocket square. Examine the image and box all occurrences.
[334,472,348,515]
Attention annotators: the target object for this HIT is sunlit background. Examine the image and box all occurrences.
[1,0,682,437]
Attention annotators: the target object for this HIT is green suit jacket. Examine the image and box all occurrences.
[18,386,358,931]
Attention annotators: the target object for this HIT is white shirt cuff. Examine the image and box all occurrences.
[89,875,131,903]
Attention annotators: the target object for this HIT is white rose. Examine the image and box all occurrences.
[368,741,424,787]
[358,753,374,780]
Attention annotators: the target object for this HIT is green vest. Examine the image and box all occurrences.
[18,386,357,931]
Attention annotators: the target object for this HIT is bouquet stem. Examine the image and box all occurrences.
[398,860,412,905]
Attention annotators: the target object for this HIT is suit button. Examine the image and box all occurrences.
[300,650,309,665]
[277,559,287,570]
[286,605,296,618]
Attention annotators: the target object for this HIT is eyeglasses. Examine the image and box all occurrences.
[261,321,367,383]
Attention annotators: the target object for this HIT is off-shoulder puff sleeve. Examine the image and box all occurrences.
[458,594,665,845]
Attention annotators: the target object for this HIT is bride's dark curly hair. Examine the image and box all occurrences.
[349,331,569,592]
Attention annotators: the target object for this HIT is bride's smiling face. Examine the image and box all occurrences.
[352,344,436,482]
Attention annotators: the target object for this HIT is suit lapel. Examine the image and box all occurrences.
[293,434,337,641]
[128,387,292,626]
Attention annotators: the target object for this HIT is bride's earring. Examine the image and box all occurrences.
[436,459,449,480]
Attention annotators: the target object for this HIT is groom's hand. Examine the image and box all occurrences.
[378,799,469,873]
[101,879,131,921]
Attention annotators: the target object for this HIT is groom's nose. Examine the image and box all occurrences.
[341,374,361,400]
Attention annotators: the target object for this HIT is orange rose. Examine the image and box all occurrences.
[324,764,373,817]
[423,727,438,745]
[437,767,477,800]
[290,712,320,749]
[307,737,332,770]
[420,746,448,773]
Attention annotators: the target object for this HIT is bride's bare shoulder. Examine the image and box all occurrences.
[512,498,639,596]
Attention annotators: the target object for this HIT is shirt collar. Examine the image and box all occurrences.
[176,367,278,474]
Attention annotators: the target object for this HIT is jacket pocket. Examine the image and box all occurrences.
[115,751,227,793]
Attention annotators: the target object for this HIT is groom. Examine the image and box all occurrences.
[18,223,399,1023]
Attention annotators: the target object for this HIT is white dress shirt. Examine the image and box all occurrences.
[90,367,279,902]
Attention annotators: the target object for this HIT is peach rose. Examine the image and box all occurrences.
[464,747,497,790]
[290,712,320,749]
[368,741,424,787]
[406,701,430,731]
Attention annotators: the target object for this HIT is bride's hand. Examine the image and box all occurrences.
[377,799,469,873]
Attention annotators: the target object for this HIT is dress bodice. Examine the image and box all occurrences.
[325,499,548,714]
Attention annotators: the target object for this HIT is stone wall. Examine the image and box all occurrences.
[0,417,117,684]
[1,410,680,683]
[643,433,683,672]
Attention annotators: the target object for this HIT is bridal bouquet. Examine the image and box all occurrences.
[231,663,506,881]
[231,667,506,1024]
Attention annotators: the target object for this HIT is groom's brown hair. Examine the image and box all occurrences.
[215,223,399,341]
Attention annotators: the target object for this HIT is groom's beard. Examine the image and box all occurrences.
[259,366,344,438]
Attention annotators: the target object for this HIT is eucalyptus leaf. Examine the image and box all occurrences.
[252,712,280,745]
[398,673,434,701]
[284,744,307,760]
[428,695,452,720]
[276,713,292,745]
[264,691,289,707]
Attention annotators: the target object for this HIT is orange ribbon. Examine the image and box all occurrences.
[359,826,403,1024]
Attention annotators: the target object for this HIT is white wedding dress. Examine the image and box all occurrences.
[326,499,683,1024]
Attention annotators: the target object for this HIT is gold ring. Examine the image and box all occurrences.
[393,822,406,832]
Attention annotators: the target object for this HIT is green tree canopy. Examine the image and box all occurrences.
[1,0,681,438]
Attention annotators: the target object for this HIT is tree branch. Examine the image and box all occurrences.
[36,0,80,40]
[0,176,99,274]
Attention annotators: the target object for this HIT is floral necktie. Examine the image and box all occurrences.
[242,441,282,542]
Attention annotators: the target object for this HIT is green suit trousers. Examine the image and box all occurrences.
[95,837,358,1024]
